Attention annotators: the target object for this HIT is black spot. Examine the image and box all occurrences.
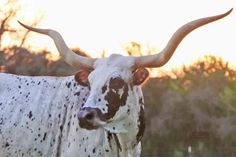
[74,92,80,96]
[28,111,33,119]
[114,134,122,151]
[92,148,96,153]
[107,131,113,149]
[60,125,63,132]
[104,79,128,120]
[102,85,107,94]
[5,142,10,147]
[18,85,21,88]
[139,98,144,105]
[136,106,145,142]
[43,132,47,141]
[66,82,71,88]
[107,131,112,142]
[37,150,42,155]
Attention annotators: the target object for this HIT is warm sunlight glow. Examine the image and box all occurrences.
[13,0,236,70]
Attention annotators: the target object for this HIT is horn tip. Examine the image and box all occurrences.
[17,20,28,28]
[226,8,233,15]
[17,20,23,25]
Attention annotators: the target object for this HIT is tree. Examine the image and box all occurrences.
[0,0,42,50]
[141,56,236,157]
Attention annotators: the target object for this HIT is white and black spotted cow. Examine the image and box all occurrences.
[0,9,232,157]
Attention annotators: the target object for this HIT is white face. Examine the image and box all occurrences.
[76,54,149,131]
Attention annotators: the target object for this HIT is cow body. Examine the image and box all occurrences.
[0,55,144,157]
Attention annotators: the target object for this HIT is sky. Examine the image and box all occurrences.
[13,0,236,70]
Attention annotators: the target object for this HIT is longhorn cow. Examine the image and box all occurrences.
[0,9,232,157]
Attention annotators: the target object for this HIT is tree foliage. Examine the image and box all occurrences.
[141,56,236,157]
[0,46,92,76]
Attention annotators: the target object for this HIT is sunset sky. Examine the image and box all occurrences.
[11,0,236,70]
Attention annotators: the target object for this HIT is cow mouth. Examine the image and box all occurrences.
[79,117,106,130]
[79,121,99,130]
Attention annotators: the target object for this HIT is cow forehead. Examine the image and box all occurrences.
[94,54,135,70]
[89,54,135,85]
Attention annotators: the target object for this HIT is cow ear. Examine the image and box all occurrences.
[133,68,149,85]
[74,70,90,86]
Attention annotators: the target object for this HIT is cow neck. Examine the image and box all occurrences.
[102,113,141,156]
[103,87,143,153]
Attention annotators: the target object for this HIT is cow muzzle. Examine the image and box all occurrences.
[78,107,106,130]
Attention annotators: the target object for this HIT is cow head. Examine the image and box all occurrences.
[75,54,149,133]
[19,9,232,135]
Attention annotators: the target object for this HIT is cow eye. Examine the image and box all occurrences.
[110,78,125,89]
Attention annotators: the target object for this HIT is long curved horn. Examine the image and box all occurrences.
[134,8,233,68]
[18,21,96,70]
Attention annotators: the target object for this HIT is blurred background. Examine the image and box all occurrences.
[0,0,236,156]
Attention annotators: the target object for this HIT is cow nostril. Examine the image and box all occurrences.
[85,112,94,120]
[78,108,102,129]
